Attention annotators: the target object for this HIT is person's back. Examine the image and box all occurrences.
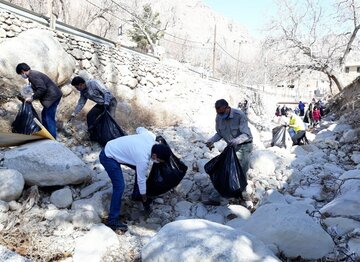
[287,109,306,145]
[105,127,155,165]
[313,107,321,121]
[298,101,305,110]
[289,114,305,132]
[16,62,62,139]
[70,76,117,119]
[298,101,305,116]
[28,70,62,108]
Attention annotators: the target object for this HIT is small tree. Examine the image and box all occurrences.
[127,4,167,52]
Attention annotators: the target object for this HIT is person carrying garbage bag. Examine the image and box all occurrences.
[286,108,307,145]
[69,76,117,120]
[99,127,171,232]
[204,99,253,206]
[15,63,62,139]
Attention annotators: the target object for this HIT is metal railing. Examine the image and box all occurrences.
[0,0,159,60]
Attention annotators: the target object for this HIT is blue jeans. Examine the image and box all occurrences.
[288,128,296,138]
[41,98,61,139]
[99,149,125,224]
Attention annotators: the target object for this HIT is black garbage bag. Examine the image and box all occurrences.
[11,102,41,135]
[87,106,126,146]
[204,146,247,198]
[146,136,188,196]
[303,112,309,123]
[271,125,287,148]
[87,104,104,128]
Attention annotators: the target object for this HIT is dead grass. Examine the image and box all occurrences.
[115,97,181,133]
[0,186,73,261]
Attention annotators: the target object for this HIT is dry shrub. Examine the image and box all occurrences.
[0,186,72,261]
[116,97,181,132]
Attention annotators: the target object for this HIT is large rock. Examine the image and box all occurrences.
[71,188,111,218]
[0,28,75,98]
[320,188,360,219]
[240,203,334,260]
[0,169,24,201]
[142,219,280,262]
[73,224,119,262]
[3,140,91,186]
[249,150,278,176]
[50,187,73,208]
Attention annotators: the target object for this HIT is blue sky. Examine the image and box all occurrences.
[202,0,277,37]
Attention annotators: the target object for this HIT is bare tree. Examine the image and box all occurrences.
[265,0,360,93]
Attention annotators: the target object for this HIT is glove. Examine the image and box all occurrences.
[229,134,249,146]
[25,97,33,103]
[205,141,214,150]
[229,139,239,146]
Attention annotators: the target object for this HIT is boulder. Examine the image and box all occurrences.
[50,188,73,208]
[0,169,24,201]
[142,219,279,262]
[3,140,91,186]
[0,28,75,99]
[240,203,334,259]
[73,224,119,262]
[71,209,101,229]
[71,188,111,218]
[320,190,360,219]
[340,128,360,143]
[249,150,278,176]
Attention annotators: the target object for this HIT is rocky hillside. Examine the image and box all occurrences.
[328,76,360,128]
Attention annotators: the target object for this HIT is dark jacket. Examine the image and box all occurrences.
[28,70,62,108]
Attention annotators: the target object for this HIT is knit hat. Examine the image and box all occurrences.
[151,144,171,161]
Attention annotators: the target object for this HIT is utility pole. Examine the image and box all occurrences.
[47,0,56,30]
[212,24,216,78]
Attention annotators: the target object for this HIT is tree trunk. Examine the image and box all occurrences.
[328,73,343,93]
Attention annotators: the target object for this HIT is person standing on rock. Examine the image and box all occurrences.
[69,76,117,119]
[298,101,305,116]
[99,127,171,232]
[312,105,321,128]
[204,99,253,206]
[16,63,63,139]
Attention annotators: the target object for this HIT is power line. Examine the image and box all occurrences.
[216,42,239,61]
[83,0,212,46]
[164,32,210,45]
[82,0,213,50]
[162,37,212,49]
[83,0,250,65]
[108,0,210,45]
[216,42,250,64]
[83,0,127,24]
